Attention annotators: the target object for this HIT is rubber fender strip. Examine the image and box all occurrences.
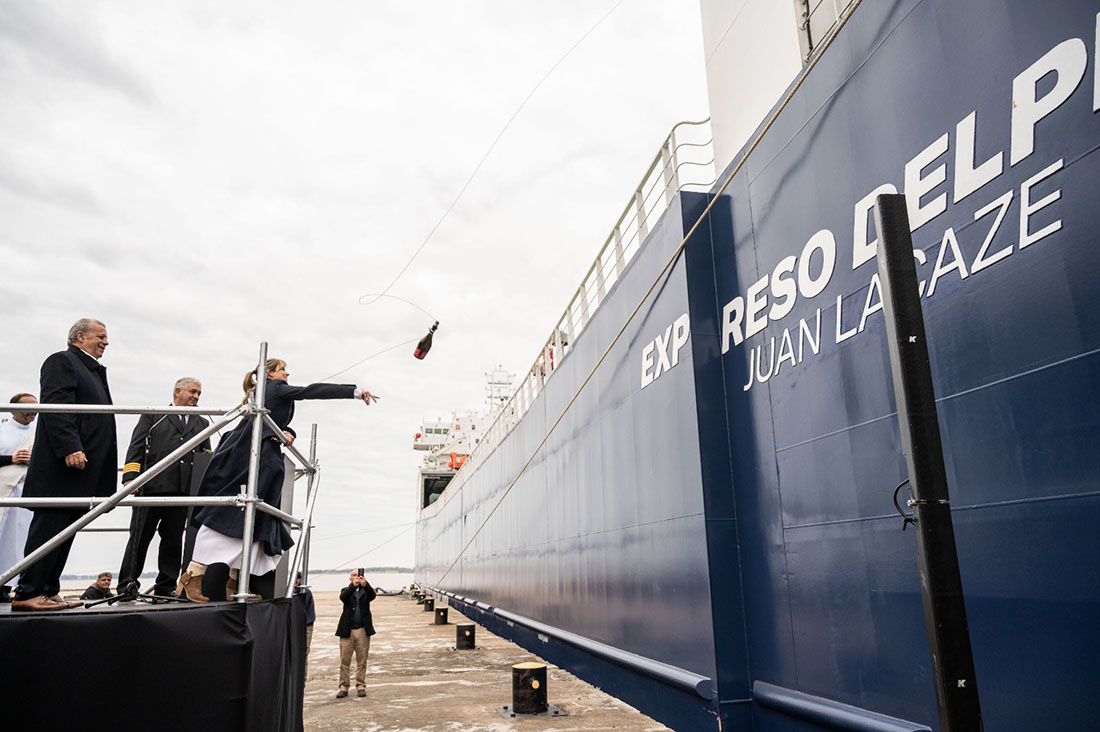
[752,681,931,731]
[493,607,714,700]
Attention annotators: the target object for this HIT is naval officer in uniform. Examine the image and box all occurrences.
[116,377,212,597]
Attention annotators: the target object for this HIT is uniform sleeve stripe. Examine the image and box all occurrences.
[123,462,142,472]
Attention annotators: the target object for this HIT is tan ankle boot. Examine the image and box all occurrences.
[226,568,261,601]
[226,568,239,600]
[177,561,209,603]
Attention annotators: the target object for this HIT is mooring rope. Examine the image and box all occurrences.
[361,0,629,308]
[336,524,416,569]
[433,0,867,586]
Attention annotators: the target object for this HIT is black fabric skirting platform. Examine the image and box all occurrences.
[0,595,307,731]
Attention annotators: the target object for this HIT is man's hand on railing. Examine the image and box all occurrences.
[285,433,295,446]
[65,451,87,469]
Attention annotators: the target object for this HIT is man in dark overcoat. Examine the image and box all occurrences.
[116,377,212,597]
[12,318,117,611]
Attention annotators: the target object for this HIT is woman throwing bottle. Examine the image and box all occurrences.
[177,358,378,602]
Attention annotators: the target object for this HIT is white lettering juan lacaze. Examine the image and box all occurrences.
[722,18,1095,392]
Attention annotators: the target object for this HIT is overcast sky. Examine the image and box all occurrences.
[0,1,709,576]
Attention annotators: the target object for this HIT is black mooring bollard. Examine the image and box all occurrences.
[512,662,548,715]
[435,607,449,624]
[423,597,434,612]
[456,623,476,649]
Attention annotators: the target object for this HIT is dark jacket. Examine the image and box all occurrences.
[336,581,377,637]
[192,380,355,556]
[80,584,114,600]
[122,412,212,495]
[300,586,316,625]
[23,346,117,499]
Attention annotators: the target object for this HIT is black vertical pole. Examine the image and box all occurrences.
[874,194,983,732]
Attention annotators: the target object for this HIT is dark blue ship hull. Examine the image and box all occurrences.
[417,0,1100,729]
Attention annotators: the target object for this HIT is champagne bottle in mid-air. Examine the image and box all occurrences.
[414,322,439,360]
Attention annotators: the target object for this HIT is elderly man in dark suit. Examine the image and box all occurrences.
[12,318,117,611]
[116,377,212,597]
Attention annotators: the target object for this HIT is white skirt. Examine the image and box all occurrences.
[191,525,282,576]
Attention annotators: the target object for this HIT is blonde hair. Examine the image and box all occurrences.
[241,358,287,404]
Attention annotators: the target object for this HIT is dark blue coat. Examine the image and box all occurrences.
[23,346,117,499]
[192,379,355,556]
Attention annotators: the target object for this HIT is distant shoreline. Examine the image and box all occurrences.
[59,566,414,581]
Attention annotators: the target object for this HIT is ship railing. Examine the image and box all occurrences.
[796,0,860,63]
[427,120,714,506]
[0,342,320,602]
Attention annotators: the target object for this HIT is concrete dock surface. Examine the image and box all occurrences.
[304,592,670,731]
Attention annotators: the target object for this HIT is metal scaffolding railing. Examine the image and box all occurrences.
[0,342,319,602]
[426,119,714,506]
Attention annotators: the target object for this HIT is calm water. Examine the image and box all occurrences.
[304,571,413,593]
[58,570,414,596]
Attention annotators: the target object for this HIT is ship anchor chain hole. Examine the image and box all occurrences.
[893,479,917,531]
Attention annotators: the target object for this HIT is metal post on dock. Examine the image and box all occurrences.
[874,193,983,732]
[500,662,563,718]
[456,623,476,649]
[237,341,268,601]
[512,663,548,714]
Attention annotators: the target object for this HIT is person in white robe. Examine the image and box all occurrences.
[0,393,37,603]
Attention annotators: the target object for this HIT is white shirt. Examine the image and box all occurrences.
[0,419,33,456]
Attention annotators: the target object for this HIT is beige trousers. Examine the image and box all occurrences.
[339,628,370,691]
